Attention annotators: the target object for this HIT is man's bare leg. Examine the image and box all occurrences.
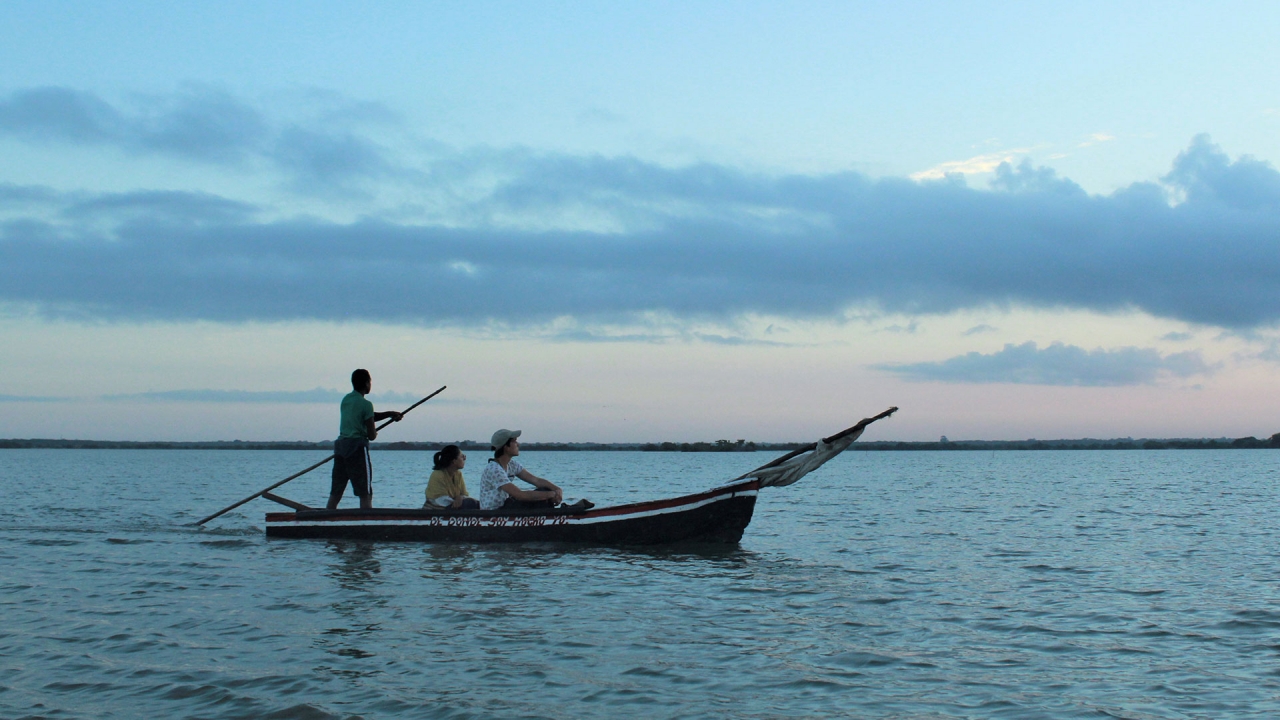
[360,494,373,509]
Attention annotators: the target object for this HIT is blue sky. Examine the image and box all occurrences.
[2,2,1279,441]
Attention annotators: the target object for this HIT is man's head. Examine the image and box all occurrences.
[491,429,521,457]
[351,368,372,394]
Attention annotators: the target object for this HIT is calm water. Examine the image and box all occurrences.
[3,449,1280,719]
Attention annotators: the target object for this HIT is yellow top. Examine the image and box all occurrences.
[426,469,468,503]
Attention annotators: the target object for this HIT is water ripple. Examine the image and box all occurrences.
[4,449,1280,717]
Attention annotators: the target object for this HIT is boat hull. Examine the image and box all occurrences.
[265,481,759,545]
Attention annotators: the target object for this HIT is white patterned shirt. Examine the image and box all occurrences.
[478,458,525,510]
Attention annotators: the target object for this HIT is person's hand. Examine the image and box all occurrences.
[391,411,403,422]
[451,496,463,509]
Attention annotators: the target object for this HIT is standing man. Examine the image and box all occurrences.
[328,369,402,510]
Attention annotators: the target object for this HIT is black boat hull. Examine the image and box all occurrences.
[265,481,759,545]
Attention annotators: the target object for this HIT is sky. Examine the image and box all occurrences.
[2,1,1280,443]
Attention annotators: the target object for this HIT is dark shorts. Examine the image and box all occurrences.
[331,437,372,498]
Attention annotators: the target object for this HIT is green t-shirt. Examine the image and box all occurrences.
[338,391,375,439]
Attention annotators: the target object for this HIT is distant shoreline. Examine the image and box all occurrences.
[3,437,1278,451]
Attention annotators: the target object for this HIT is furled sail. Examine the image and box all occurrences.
[748,428,865,488]
[731,406,897,489]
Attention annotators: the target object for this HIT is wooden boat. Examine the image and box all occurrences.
[264,407,897,545]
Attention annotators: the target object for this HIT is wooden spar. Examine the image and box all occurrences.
[193,385,447,526]
[728,406,898,482]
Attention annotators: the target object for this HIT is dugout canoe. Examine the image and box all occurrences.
[264,407,897,545]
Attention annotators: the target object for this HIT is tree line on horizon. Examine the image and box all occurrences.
[3,434,1279,451]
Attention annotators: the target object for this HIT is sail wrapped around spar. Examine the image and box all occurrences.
[734,406,897,489]
[747,428,865,488]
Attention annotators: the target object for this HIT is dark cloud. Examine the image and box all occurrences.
[109,388,342,403]
[0,87,124,144]
[270,126,395,192]
[0,182,64,207]
[133,87,269,163]
[0,86,267,162]
[991,159,1085,196]
[15,389,427,404]
[63,190,258,226]
[0,87,395,188]
[1161,331,1193,342]
[1,113,1280,330]
[544,329,788,346]
[1165,135,1280,212]
[881,322,919,334]
[877,342,1213,386]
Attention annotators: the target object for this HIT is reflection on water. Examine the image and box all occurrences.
[4,449,1280,718]
[320,541,384,671]
[326,540,383,592]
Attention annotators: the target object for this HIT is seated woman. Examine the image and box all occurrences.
[477,429,564,510]
[424,445,480,510]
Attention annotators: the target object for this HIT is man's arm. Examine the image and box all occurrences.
[363,411,403,441]
[500,482,557,502]
[514,469,563,503]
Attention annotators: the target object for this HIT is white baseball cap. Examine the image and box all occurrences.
[490,429,522,449]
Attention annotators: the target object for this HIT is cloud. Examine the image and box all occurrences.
[577,106,625,125]
[270,126,396,193]
[910,149,1030,180]
[544,327,789,346]
[692,333,789,346]
[876,342,1214,386]
[1161,331,1193,342]
[989,159,1085,195]
[0,87,124,145]
[63,190,259,226]
[0,86,394,189]
[3,91,1280,331]
[881,321,919,334]
[1164,134,1280,211]
[962,324,998,336]
[132,87,269,163]
[0,182,63,207]
[0,86,268,163]
[109,388,343,403]
[1078,133,1115,148]
[0,388,428,404]
[1257,342,1280,363]
[369,391,432,404]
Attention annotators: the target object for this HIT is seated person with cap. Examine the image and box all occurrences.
[424,444,480,510]
[477,429,564,510]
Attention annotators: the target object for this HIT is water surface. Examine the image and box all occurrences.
[2,449,1279,718]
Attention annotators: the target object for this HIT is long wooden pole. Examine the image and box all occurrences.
[729,406,898,482]
[193,385,447,526]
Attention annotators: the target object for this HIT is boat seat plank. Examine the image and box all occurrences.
[262,492,312,511]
